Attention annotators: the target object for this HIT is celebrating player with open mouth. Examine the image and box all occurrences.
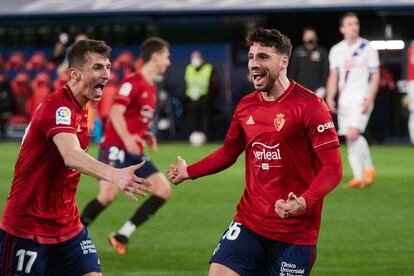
[168,27,342,276]
[0,39,151,275]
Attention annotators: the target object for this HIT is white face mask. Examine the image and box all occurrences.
[59,33,69,44]
[191,57,203,68]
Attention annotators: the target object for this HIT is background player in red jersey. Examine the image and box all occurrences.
[80,37,172,255]
[0,39,152,275]
[168,28,342,276]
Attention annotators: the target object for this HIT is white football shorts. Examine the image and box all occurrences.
[337,99,373,136]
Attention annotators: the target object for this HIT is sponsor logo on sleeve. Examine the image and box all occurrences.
[56,106,71,125]
[119,82,132,96]
[317,122,335,133]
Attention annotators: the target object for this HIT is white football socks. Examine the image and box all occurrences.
[356,136,374,170]
[409,112,414,145]
[347,138,364,181]
[348,135,374,181]
[118,221,136,238]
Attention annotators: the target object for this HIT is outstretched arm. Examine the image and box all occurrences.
[168,136,245,185]
[53,132,152,201]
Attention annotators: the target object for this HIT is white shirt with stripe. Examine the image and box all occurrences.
[329,38,379,106]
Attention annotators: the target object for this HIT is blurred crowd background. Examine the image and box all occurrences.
[1,0,413,144]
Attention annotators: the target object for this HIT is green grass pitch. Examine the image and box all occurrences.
[0,142,413,275]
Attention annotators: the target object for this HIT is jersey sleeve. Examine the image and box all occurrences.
[41,103,78,139]
[303,98,340,152]
[367,44,380,73]
[328,46,339,70]
[301,146,342,208]
[113,80,134,107]
[226,108,247,146]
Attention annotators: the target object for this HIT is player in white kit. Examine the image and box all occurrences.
[406,41,414,145]
[326,12,380,188]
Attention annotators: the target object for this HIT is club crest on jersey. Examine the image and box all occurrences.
[56,106,71,125]
[142,91,149,98]
[274,113,285,132]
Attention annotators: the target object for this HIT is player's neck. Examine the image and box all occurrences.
[261,76,290,101]
[345,36,360,46]
[140,64,156,85]
[67,80,88,106]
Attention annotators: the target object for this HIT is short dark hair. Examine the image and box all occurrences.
[140,37,170,63]
[245,27,292,57]
[67,39,111,69]
[339,12,359,26]
[303,26,316,34]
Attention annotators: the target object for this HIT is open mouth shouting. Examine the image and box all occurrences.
[251,70,266,88]
[94,83,106,97]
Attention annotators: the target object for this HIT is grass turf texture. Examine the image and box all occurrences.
[0,142,413,275]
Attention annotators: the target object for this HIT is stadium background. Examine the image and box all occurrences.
[0,1,413,275]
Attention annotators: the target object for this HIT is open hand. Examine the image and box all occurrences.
[113,161,152,201]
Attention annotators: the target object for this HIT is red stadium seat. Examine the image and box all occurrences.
[26,51,48,71]
[6,51,25,70]
[113,50,134,68]
[31,72,52,116]
[53,74,69,90]
[0,53,4,70]
[113,50,135,77]
[11,72,31,120]
[8,72,31,137]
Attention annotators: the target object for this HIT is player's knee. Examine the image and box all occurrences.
[154,182,172,200]
[97,190,118,206]
[346,129,360,142]
[148,173,172,200]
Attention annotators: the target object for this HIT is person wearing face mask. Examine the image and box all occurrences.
[184,50,220,141]
[288,27,329,98]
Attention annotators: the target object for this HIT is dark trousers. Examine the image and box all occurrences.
[185,95,210,136]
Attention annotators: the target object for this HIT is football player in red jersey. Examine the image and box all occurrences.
[168,28,342,276]
[80,37,172,255]
[0,39,151,275]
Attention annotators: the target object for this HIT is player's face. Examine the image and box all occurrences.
[248,43,288,92]
[303,30,317,43]
[154,47,171,75]
[79,52,111,103]
[340,16,360,40]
